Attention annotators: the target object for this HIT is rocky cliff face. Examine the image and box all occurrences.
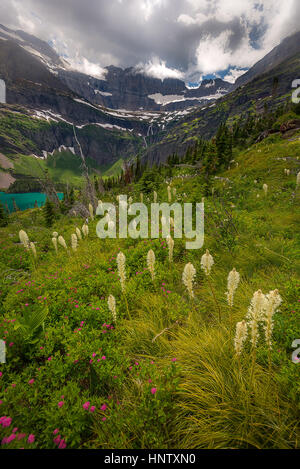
[58,67,232,111]
[0,103,146,170]
[0,24,232,112]
[0,24,65,70]
[0,39,163,166]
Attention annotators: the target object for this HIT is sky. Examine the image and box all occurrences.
[0,0,299,83]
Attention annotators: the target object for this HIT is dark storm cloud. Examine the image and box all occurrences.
[0,0,299,80]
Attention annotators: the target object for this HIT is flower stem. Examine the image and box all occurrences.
[123,292,131,321]
[207,275,222,322]
[249,346,256,385]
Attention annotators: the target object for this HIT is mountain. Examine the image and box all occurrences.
[0,24,65,71]
[0,24,232,112]
[0,39,67,92]
[0,26,231,178]
[235,30,300,88]
[0,35,164,167]
[1,23,300,190]
[0,24,229,177]
[142,49,300,165]
[58,66,232,112]
[0,40,151,184]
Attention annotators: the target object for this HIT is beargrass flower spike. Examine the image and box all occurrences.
[108,295,117,323]
[58,236,68,251]
[264,289,282,349]
[247,289,267,348]
[82,224,89,238]
[166,235,174,263]
[226,268,240,307]
[117,251,126,293]
[89,203,94,220]
[30,242,37,258]
[147,250,156,281]
[19,230,30,251]
[234,320,248,356]
[201,250,214,276]
[71,234,78,252]
[52,237,58,254]
[76,227,82,240]
[182,263,196,299]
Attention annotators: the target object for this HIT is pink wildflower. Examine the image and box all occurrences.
[58,439,66,449]
[53,435,61,445]
[27,434,35,444]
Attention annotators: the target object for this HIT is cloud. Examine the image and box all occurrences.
[223,68,248,83]
[136,57,184,80]
[67,57,107,79]
[177,12,207,26]
[194,29,268,76]
[0,0,299,82]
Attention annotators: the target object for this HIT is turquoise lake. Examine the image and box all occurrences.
[0,192,64,212]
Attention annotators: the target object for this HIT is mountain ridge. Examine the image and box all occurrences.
[235,30,300,88]
[1,24,300,189]
[0,24,232,112]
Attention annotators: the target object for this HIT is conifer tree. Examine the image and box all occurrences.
[12,198,19,212]
[203,141,218,176]
[0,201,8,227]
[69,188,75,206]
[44,198,55,227]
[135,155,142,181]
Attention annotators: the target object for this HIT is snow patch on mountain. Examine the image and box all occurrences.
[42,146,76,159]
[0,25,25,42]
[148,94,186,105]
[204,80,215,88]
[148,90,227,106]
[94,90,113,97]
[77,122,133,133]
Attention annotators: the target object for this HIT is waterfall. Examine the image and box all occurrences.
[0,79,6,104]
[147,123,154,137]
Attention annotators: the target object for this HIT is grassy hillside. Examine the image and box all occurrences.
[0,106,143,191]
[0,134,299,449]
